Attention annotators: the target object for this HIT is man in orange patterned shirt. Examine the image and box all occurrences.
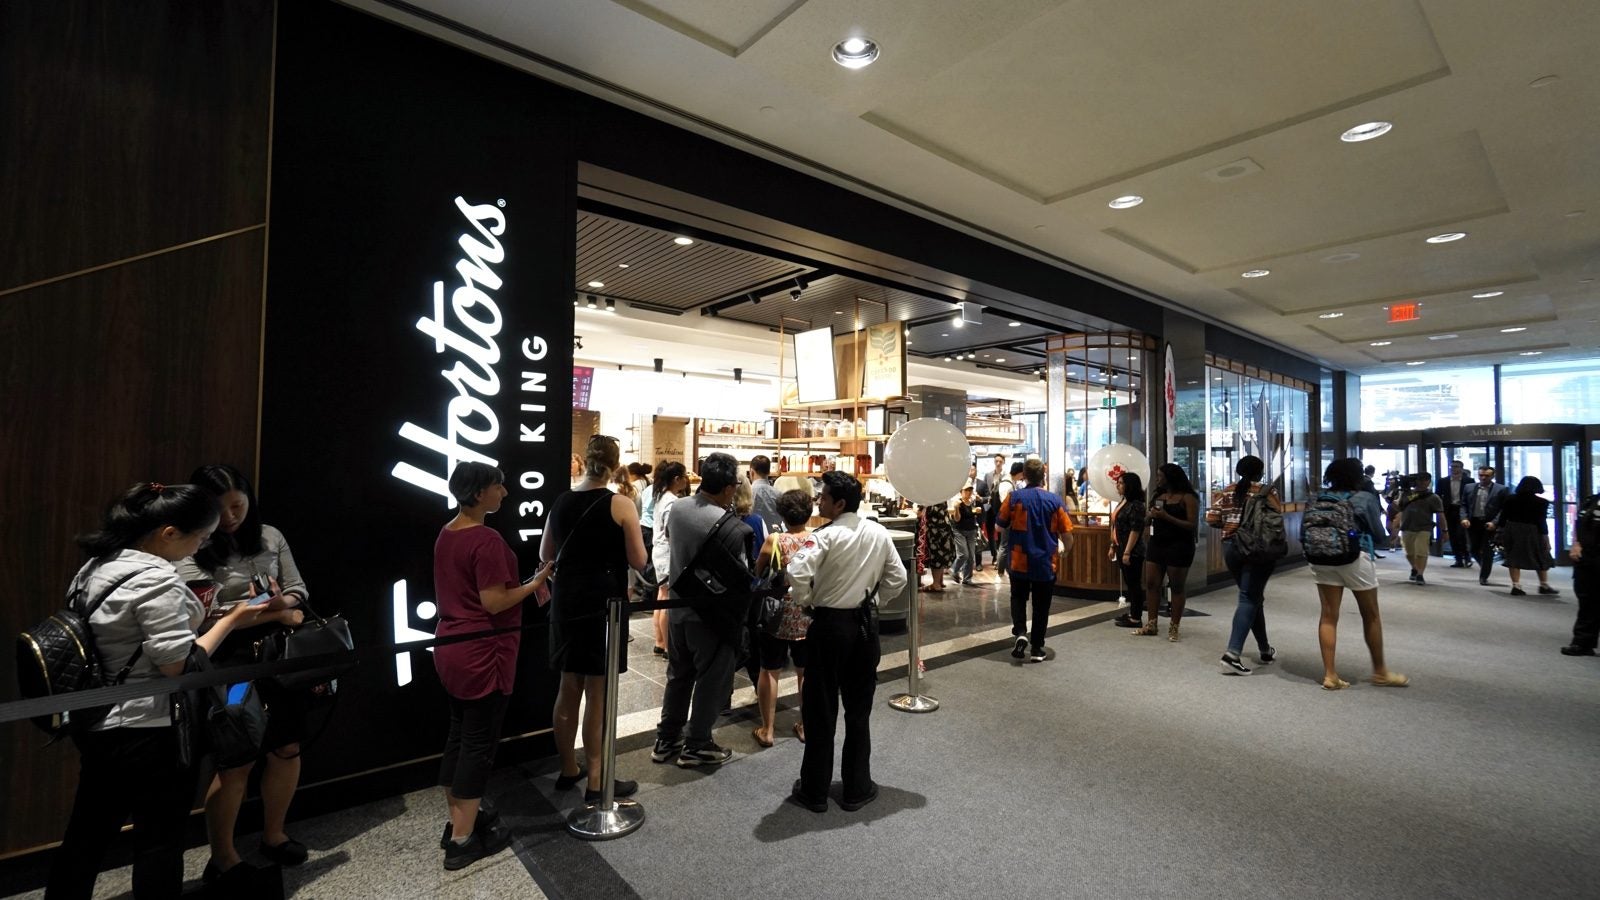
[998,459,1074,663]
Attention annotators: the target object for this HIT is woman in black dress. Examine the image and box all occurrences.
[1496,476,1559,596]
[541,434,648,801]
[1139,463,1198,641]
[1109,473,1147,628]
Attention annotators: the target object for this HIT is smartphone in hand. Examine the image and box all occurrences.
[246,575,273,607]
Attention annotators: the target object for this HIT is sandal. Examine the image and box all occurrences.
[751,727,774,748]
[1321,677,1350,691]
[792,721,805,743]
[1369,672,1409,687]
[1133,620,1157,636]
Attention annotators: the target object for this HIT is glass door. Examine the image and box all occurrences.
[1504,443,1559,553]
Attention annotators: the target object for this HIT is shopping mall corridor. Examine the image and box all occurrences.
[17,555,1596,899]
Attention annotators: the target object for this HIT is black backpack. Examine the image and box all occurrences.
[16,568,145,736]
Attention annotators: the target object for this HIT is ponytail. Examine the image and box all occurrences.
[76,482,220,559]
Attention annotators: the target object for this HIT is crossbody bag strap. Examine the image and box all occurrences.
[74,566,154,684]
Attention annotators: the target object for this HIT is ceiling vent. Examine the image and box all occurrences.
[1203,157,1263,183]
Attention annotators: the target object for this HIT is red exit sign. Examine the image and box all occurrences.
[1388,302,1420,323]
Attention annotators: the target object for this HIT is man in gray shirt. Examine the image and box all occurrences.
[653,452,752,768]
[749,455,781,532]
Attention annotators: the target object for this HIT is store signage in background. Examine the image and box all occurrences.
[861,321,906,399]
[794,326,838,403]
[573,365,594,409]
[648,415,690,463]
[1164,342,1177,464]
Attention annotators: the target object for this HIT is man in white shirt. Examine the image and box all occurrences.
[785,472,907,813]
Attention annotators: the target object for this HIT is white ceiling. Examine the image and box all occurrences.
[356,0,1600,374]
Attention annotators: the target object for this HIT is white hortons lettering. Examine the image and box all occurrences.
[392,197,507,506]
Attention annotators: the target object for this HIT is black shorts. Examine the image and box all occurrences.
[1146,540,1196,569]
[257,677,312,752]
[757,631,807,671]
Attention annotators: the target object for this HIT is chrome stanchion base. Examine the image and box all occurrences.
[566,799,646,841]
[888,692,940,713]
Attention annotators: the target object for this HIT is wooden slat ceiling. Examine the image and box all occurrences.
[576,211,810,310]
[716,272,955,333]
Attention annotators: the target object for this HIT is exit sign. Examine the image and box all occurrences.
[1388,302,1420,323]
[1101,396,1117,408]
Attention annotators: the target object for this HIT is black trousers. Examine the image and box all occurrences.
[1467,517,1494,578]
[1573,566,1598,650]
[1120,554,1145,619]
[1444,504,1469,562]
[439,691,509,800]
[1010,577,1054,652]
[799,607,879,801]
[46,726,194,900]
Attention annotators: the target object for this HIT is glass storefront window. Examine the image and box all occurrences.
[1500,358,1600,424]
[1359,366,1495,429]
[1201,365,1310,505]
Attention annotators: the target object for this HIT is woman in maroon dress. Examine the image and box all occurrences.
[433,462,550,871]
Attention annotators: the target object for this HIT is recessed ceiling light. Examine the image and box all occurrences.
[1501,327,1526,333]
[1520,351,1543,356]
[1008,321,1022,327]
[1370,341,1392,347]
[944,356,954,362]
[1472,291,1503,299]
[1108,195,1144,209]
[672,236,694,246]
[906,340,913,345]
[833,310,844,315]
[832,36,879,69]
[1241,269,1270,278]
[1318,312,1344,319]
[604,298,616,314]
[1340,121,1393,143]
[1322,252,1361,263]
[1427,334,1458,341]
[617,263,630,269]
[1528,75,1561,89]
[1407,361,1427,366]
[952,317,964,328]
[587,281,604,288]
[940,332,949,338]
[995,357,1006,363]
[1426,232,1467,244]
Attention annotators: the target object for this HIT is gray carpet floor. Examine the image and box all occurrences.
[563,556,1597,900]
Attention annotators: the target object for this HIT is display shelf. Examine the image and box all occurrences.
[694,431,779,446]
[770,396,908,413]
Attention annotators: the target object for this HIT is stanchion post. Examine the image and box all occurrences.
[566,598,645,840]
[889,592,939,713]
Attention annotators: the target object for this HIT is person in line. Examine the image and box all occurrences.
[1109,472,1147,629]
[749,454,782,533]
[1397,472,1445,586]
[1461,466,1510,585]
[543,436,647,803]
[435,462,552,870]
[611,464,640,511]
[735,476,769,691]
[1310,458,1409,691]
[998,458,1073,662]
[918,499,956,592]
[48,484,261,900]
[950,485,983,585]
[1140,463,1198,641]
[1204,457,1279,674]
[751,489,815,747]
[627,462,652,501]
[648,462,689,657]
[653,453,752,769]
[1495,476,1560,596]
[176,464,314,879]
[786,472,907,812]
[1068,468,1085,512]
[980,453,1008,569]
[569,453,584,490]
[993,461,1021,582]
[1561,489,1600,656]
[1437,459,1473,567]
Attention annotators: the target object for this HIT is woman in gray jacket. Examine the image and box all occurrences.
[47,483,259,900]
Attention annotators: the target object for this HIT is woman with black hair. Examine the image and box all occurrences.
[1205,456,1280,674]
[647,461,690,655]
[176,464,314,878]
[1109,472,1147,628]
[1310,458,1408,691]
[434,461,552,870]
[1496,476,1559,596]
[1139,463,1198,640]
[48,483,260,900]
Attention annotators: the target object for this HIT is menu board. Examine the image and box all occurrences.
[573,365,594,409]
[793,326,838,403]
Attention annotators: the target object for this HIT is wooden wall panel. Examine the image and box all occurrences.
[0,232,266,853]
[0,0,273,858]
[0,0,273,292]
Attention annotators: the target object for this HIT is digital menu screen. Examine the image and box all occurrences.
[793,326,837,403]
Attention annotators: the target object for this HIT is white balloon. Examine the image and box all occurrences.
[1087,444,1151,501]
[884,418,972,506]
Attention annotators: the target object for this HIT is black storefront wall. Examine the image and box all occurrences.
[262,1,576,781]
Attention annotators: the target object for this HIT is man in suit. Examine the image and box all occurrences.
[1461,465,1511,586]
[1437,459,1472,567]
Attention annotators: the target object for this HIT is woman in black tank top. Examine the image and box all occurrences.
[1138,463,1198,641]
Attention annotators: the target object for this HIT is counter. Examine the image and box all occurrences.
[1054,520,1122,598]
